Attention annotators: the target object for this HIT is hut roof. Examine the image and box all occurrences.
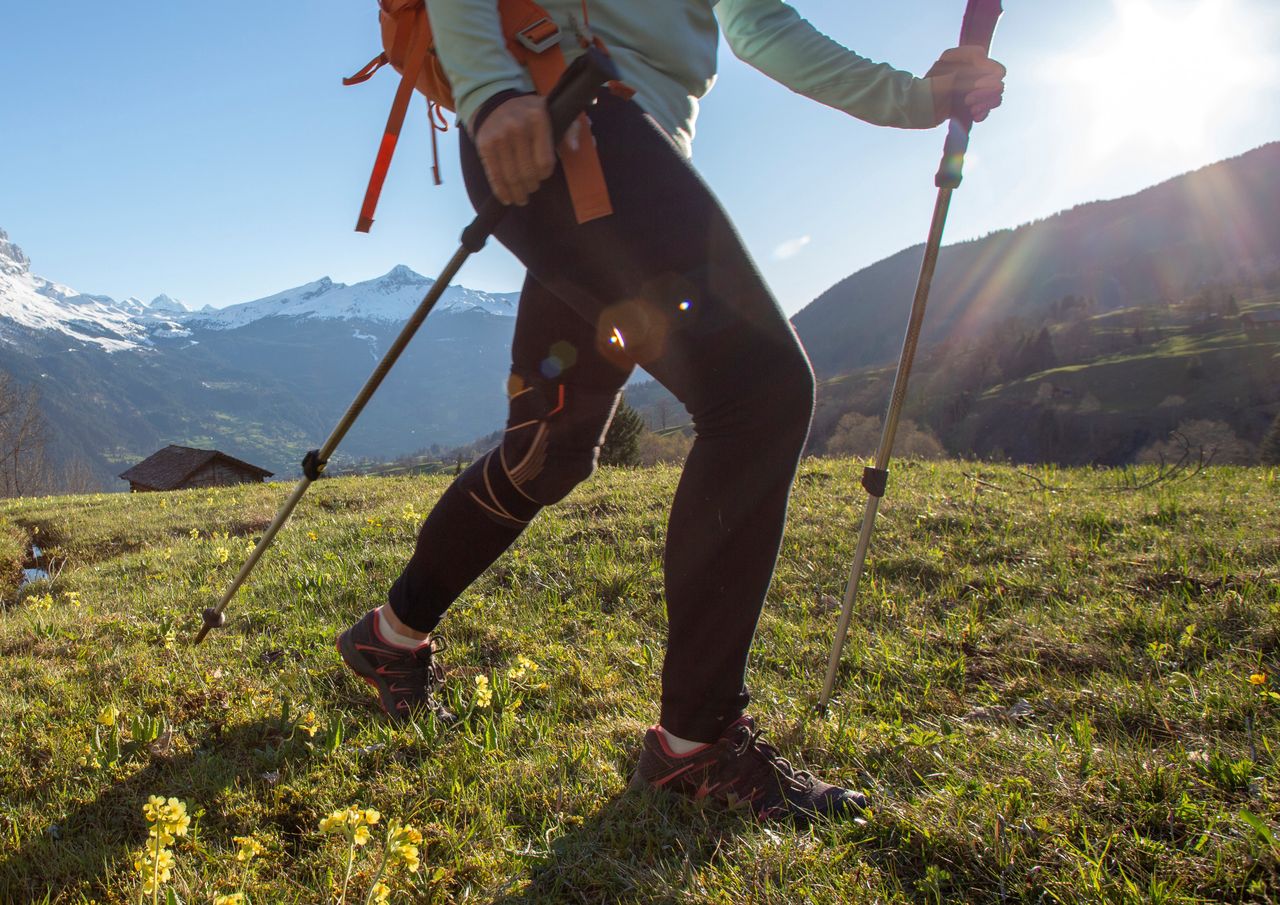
[118,445,273,490]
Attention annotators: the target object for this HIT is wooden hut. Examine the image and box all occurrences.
[119,445,273,492]
[1241,309,1280,336]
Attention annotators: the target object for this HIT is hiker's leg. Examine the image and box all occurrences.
[459,95,815,743]
[386,275,631,633]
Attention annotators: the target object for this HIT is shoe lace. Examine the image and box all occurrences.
[412,636,446,689]
[725,725,815,794]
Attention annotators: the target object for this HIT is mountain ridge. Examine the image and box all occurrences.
[792,141,1280,375]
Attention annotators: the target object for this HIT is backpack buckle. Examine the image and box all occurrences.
[515,17,561,54]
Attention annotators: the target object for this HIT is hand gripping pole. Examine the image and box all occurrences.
[817,1,1003,709]
[195,48,622,644]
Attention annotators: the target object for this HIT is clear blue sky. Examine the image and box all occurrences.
[2,1,1277,315]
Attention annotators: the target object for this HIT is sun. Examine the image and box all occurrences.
[1049,0,1275,159]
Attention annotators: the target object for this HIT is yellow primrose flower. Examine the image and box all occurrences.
[215,547,230,564]
[352,824,372,847]
[370,881,391,905]
[98,705,120,727]
[134,846,176,894]
[214,894,246,905]
[362,808,381,826]
[143,795,167,823]
[308,531,318,542]
[1250,673,1268,685]
[298,711,320,738]
[233,835,264,862]
[388,820,423,872]
[189,528,200,540]
[319,809,348,834]
[164,798,191,835]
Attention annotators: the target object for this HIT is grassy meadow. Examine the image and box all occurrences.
[0,460,1278,903]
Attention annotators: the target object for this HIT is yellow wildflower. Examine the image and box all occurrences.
[352,824,372,847]
[474,674,493,708]
[507,656,539,680]
[215,547,230,564]
[388,820,423,872]
[308,531,318,542]
[214,894,246,905]
[319,805,379,837]
[298,711,320,738]
[233,835,264,862]
[134,846,175,894]
[142,797,190,840]
[1250,673,1268,685]
[370,881,391,905]
[319,810,347,834]
[189,528,200,540]
[98,705,120,727]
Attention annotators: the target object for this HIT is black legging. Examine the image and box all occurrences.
[387,94,815,742]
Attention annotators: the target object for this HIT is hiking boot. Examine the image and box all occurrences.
[337,610,454,723]
[633,715,868,825]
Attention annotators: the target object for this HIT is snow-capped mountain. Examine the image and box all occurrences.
[0,229,517,354]
[0,227,523,485]
[183,265,517,330]
[0,228,188,352]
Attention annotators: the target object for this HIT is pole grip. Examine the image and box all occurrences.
[960,0,1003,52]
[461,46,622,251]
[936,0,1004,189]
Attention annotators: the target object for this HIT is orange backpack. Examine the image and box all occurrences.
[344,0,616,232]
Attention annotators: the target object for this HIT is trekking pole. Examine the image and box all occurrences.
[817,0,1003,709]
[194,47,621,644]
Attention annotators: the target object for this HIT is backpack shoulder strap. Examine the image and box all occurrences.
[500,1,612,223]
[353,4,433,232]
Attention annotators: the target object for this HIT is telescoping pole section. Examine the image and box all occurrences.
[818,0,1004,710]
[195,48,622,644]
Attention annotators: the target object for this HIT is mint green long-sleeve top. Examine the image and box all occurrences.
[425,0,940,156]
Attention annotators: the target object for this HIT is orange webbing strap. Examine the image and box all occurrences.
[355,7,433,233]
[501,2,612,223]
[343,52,390,86]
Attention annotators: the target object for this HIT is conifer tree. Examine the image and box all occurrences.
[600,398,644,467]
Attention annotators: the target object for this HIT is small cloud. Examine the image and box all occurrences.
[772,235,811,261]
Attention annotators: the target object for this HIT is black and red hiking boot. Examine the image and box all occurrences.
[633,715,868,825]
[337,610,453,723]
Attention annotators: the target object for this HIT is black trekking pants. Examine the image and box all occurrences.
[388,94,815,742]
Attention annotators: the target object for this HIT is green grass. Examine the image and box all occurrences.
[1,461,1278,903]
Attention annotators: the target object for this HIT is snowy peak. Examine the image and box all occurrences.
[0,228,195,352]
[184,267,517,329]
[0,228,31,277]
[380,264,430,287]
[0,224,518,352]
[148,294,187,313]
